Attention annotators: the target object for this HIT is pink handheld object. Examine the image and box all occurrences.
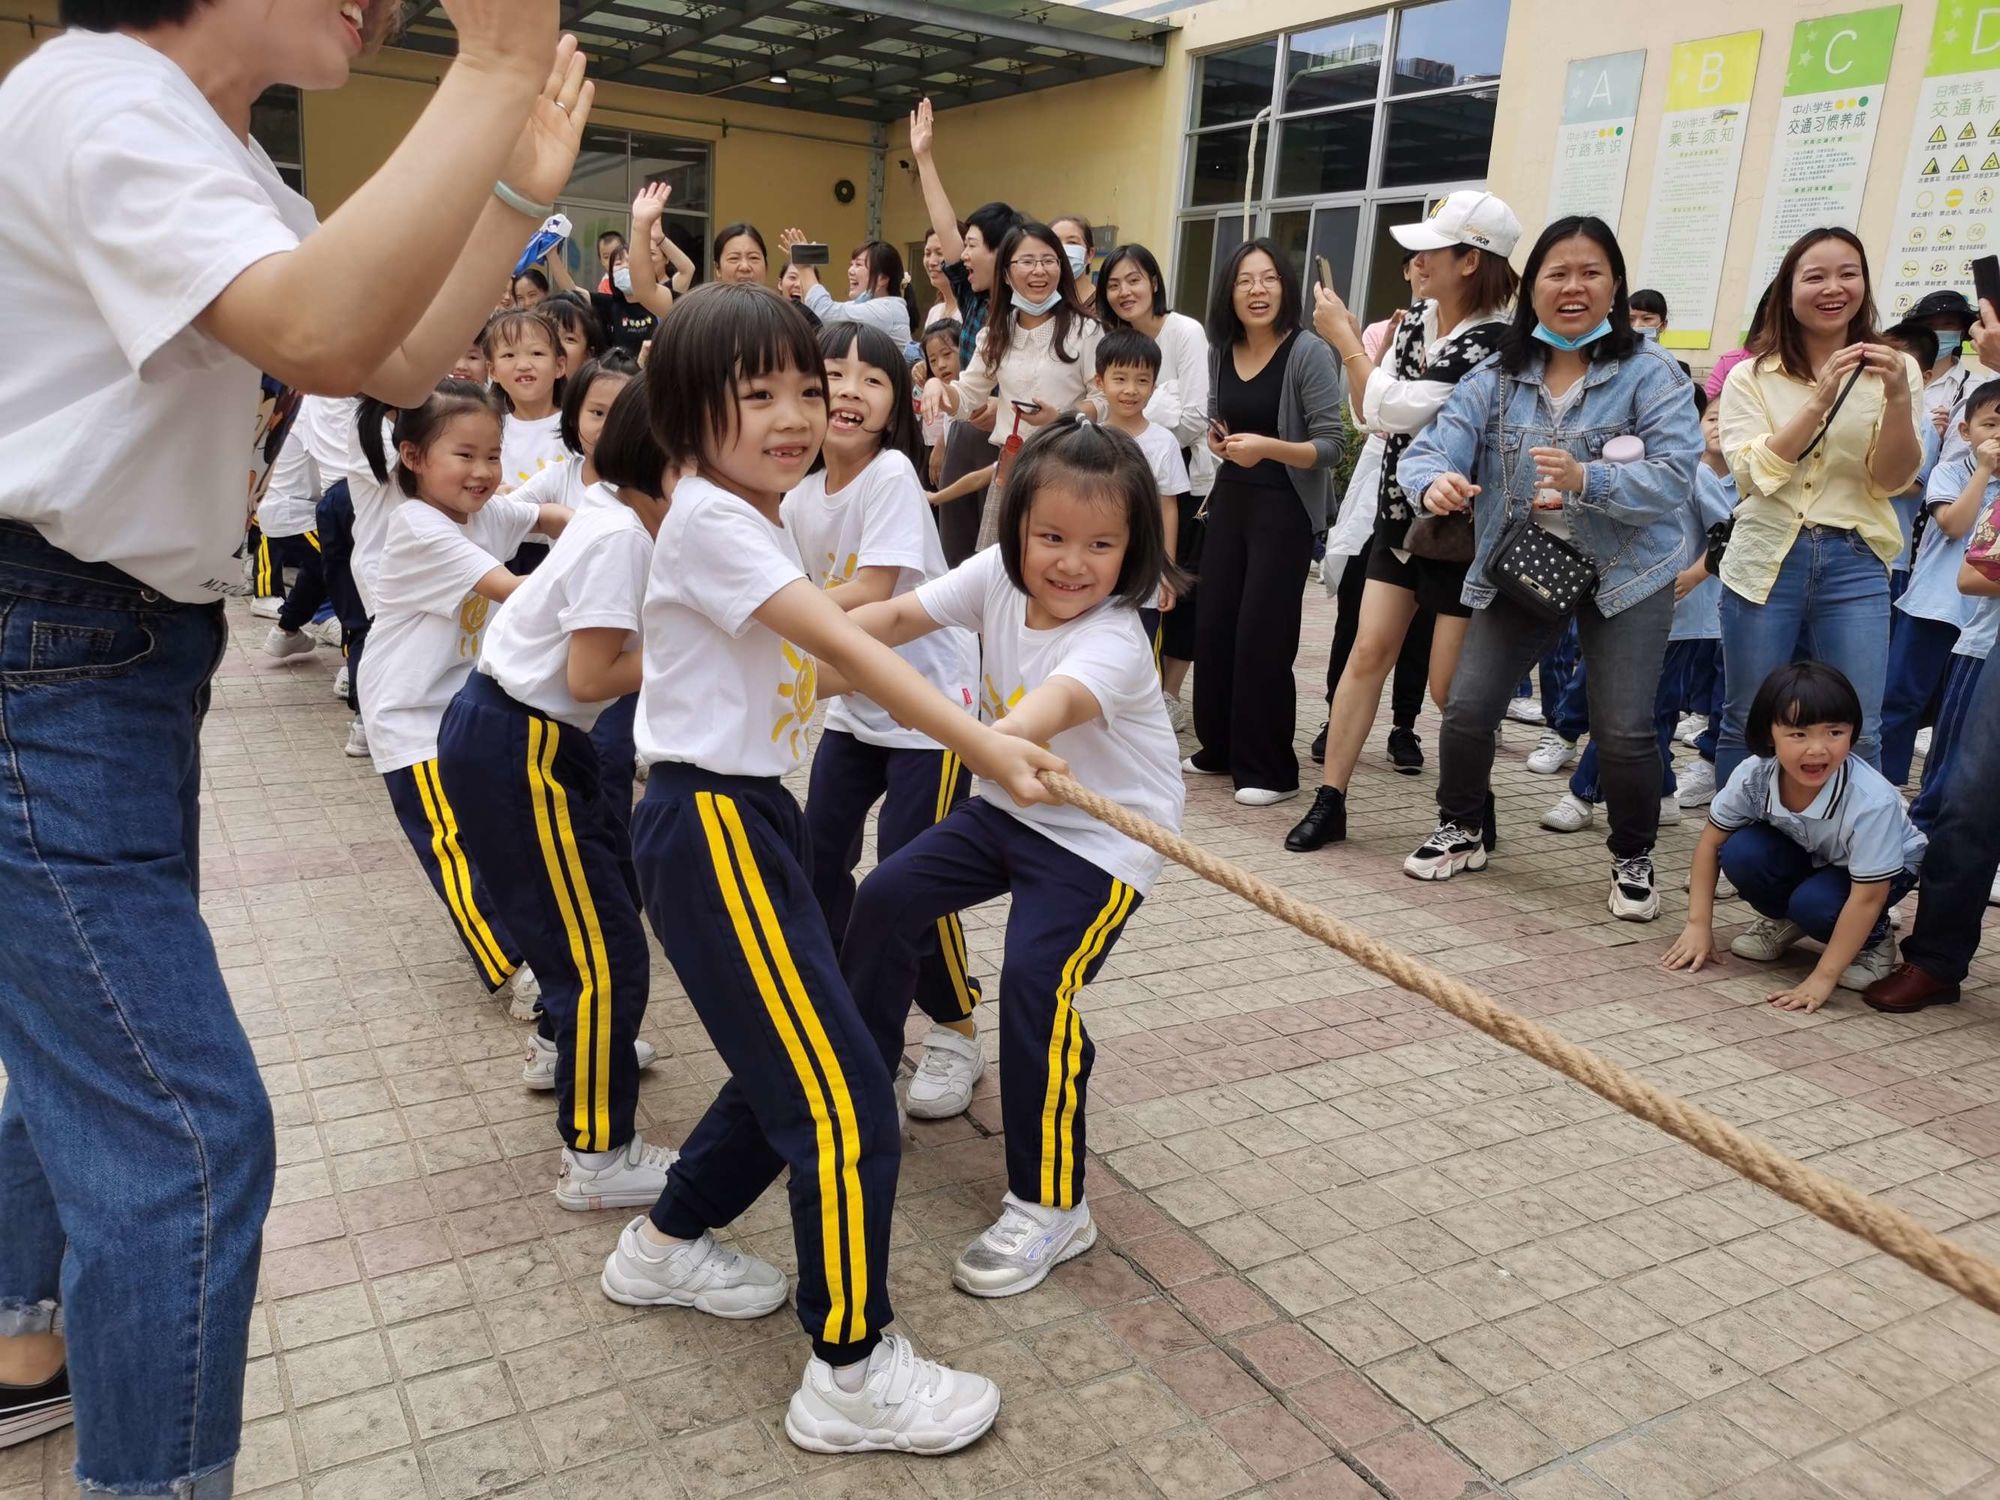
[1601,435,1646,464]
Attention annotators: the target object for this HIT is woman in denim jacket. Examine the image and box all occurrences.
[1397,217,1703,920]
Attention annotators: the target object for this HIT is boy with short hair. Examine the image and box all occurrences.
[1094,328,1189,645]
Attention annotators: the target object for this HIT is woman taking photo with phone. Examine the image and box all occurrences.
[780,232,916,348]
[1715,228,1925,785]
[1182,240,1344,805]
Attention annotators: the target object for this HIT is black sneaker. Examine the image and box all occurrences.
[1387,727,1423,775]
[1310,720,1328,764]
[0,1366,72,1448]
[1284,786,1347,851]
[1403,821,1487,881]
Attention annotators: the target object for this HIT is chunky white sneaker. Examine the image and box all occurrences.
[558,1137,679,1212]
[342,717,370,758]
[249,595,283,620]
[501,965,542,1021]
[1540,792,1595,832]
[1732,915,1805,961]
[904,1026,982,1120]
[1506,696,1546,725]
[1838,933,1898,992]
[262,625,314,660]
[599,1217,787,1314]
[786,1333,1000,1455]
[1676,758,1717,808]
[1658,795,1683,827]
[953,1194,1096,1298]
[1404,821,1487,881]
[1608,854,1659,922]
[332,664,350,700]
[1675,713,1705,748]
[1526,731,1577,774]
[522,1029,659,1090]
[1235,785,1299,807]
[1163,693,1188,734]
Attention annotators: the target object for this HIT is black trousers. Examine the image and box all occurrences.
[269,532,328,634]
[315,481,370,713]
[1160,504,1204,664]
[1326,533,1432,728]
[1191,476,1312,792]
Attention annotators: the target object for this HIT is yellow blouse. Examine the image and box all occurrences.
[1717,351,1925,603]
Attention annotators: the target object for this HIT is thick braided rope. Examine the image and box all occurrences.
[1041,771,2000,1318]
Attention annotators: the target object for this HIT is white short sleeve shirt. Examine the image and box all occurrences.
[1130,421,1192,498]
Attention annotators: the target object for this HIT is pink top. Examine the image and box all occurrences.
[1706,346,1752,399]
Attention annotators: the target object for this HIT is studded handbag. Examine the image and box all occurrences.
[1483,375,1598,621]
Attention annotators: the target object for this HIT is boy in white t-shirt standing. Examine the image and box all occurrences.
[1095,328,1190,659]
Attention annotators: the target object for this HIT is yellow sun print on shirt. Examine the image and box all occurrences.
[981,674,1026,724]
[822,550,859,589]
[772,641,819,757]
[456,593,491,660]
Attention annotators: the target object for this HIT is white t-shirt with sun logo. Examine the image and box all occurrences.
[357,496,540,775]
[914,546,1184,893]
[637,475,816,776]
[781,449,977,751]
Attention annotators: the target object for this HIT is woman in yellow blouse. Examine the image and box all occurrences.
[1716,228,1925,783]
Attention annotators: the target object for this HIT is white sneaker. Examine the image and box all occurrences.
[1915,726,1934,758]
[304,616,344,649]
[342,718,369,758]
[332,664,350,700]
[1675,714,1705,748]
[1540,792,1594,832]
[1506,696,1546,725]
[501,965,542,1021]
[1404,821,1487,881]
[1732,916,1805,961]
[1837,933,1898,993]
[558,1138,680,1213]
[1658,795,1683,827]
[953,1194,1096,1298]
[786,1333,1000,1455]
[1676,759,1717,808]
[1608,853,1659,922]
[261,625,314,660]
[1235,785,1299,807]
[249,596,282,620]
[522,1029,659,1090]
[1163,693,1188,734]
[903,1026,982,1120]
[599,1217,787,1314]
[1180,757,1225,776]
[1526,731,1577,774]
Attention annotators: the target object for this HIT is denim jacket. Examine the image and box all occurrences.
[1397,340,1704,616]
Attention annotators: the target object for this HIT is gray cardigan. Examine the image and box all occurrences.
[1206,328,1347,528]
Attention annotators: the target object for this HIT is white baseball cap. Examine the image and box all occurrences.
[1392,191,1522,259]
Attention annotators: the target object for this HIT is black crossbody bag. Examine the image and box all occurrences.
[1484,374,1599,622]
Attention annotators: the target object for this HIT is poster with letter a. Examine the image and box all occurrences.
[1742,8,1901,331]
[1547,51,1646,225]
[1881,0,2000,316]
[1637,31,1763,350]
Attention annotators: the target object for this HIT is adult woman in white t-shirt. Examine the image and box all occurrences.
[0,3,592,1487]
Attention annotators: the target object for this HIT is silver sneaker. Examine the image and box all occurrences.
[599,1217,787,1315]
[558,1137,679,1212]
[1731,915,1805,961]
[952,1193,1096,1298]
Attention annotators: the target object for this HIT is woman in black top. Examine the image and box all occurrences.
[590,245,657,355]
[1186,241,1345,803]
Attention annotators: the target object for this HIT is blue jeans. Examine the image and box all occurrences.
[1717,527,1890,785]
[1910,654,1985,833]
[1720,822,1912,948]
[0,523,272,1497]
[1903,653,2000,983]
[1878,612,1957,787]
[1570,638,1708,801]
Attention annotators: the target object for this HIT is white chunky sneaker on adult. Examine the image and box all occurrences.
[522,1029,659,1090]
[1235,785,1299,808]
[600,1218,787,1314]
[903,1025,983,1120]
[1658,795,1683,827]
[332,664,350,699]
[249,595,282,620]
[1676,758,1717,808]
[1838,933,1899,992]
[343,717,369,758]
[1732,915,1805,961]
[1404,821,1487,881]
[1675,713,1705,748]
[786,1333,1000,1455]
[1608,854,1659,922]
[262,625,314,660]
[953,1194,1097,1298]
[1540,792,1595,832]
[501,965,542,1021]
[1506,696,1546,725]
[1525,731,1576,774]
[558,1137,680,1212]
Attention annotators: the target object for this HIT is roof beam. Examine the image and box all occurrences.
[700,13,905,94]
[815,32,1079,103]
[799,0,1163,68]
[604,0,795,80]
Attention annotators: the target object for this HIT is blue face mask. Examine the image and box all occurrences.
[1065,243,1091,278]
[1014,286,1064,316]
[1936,332,1962,358]
[1533,319,1612,352]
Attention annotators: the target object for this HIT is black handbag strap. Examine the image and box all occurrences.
[1798,361,1866,464]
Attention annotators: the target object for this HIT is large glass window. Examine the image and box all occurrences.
[553,127,712,288]
[1176,0,1508,324]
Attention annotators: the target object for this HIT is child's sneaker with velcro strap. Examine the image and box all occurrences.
[786,1333,999,1455]
[556,1136,678,1212]
[599,1217,787,1316]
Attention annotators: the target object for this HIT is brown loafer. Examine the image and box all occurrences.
[1863,961,1962,1014]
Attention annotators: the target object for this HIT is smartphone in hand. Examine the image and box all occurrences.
[1974,255,2000,319]
[788,241,831,267]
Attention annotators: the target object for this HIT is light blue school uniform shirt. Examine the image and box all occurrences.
[1671,466,1735,642]
[1895,453,1998,627]
[1708,754,1927,883]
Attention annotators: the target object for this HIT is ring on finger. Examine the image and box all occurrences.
[556,100,570,113]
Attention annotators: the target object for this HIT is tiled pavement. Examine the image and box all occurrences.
[6,589,2000,1500]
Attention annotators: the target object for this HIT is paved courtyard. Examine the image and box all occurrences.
[6,587,2000,1500]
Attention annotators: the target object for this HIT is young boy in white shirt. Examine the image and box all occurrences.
[1094,328,1189,657]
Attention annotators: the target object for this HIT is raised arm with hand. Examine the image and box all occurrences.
[907,98,964,265]
[196,17,595,405]
[624,182,677,319]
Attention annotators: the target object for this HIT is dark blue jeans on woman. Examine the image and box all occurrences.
[0,522,272,1496]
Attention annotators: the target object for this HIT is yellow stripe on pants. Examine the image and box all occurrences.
[526,719,615,1149]
[930,752,979,1015]
[1039,882,1133,1208]
[411,761,514,985]
[696,793,865,1346]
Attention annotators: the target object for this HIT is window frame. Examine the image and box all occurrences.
[250,85,305,196]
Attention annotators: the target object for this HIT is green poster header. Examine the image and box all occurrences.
[1929,0,2000,76]
[1787,6,1902,94]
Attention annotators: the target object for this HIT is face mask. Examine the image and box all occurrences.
[1533,319,1612,352]
[612,267,632,295]
[1065,243,1090,278]
[851,290,871,304]
[1637,325,1660,341]
[1935,333,1962,358]
[1014,286,1064,316]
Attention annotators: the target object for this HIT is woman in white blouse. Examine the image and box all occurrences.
[923,220,1102,547]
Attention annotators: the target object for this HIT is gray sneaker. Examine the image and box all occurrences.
[1731,915,1805,961]
[952,1193,1096,1298]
